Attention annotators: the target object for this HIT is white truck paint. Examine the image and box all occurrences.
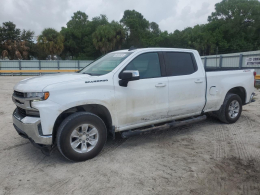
[12,48,255,157]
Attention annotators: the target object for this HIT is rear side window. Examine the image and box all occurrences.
[164,52,197,76]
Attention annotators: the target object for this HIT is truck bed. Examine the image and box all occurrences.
[203,69,255,113]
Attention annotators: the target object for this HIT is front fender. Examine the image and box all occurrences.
[36,78,117,135]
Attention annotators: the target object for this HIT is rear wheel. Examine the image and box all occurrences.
[217,93,242,124]
[57,112,107,162]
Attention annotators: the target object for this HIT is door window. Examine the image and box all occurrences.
[125,53,161,79]
[164,52,197,76]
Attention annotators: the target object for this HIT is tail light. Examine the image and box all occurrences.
[254,71,256,87]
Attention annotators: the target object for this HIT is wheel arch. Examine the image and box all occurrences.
[52,104,113,144]
[226,86,247,105]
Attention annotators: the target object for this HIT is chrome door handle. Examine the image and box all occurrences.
[155,83,166,87]
[194,79,203,83]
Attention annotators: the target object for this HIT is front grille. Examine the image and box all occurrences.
[14,91,25,98]
[17,106,26,118]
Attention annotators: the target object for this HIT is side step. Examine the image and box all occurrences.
[121,115,207,138]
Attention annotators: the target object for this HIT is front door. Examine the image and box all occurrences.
[114,52,169,130]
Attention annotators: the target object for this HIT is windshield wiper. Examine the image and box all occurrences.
[82,73,102,76]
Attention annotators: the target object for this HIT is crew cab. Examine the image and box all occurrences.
[12,48,256,161]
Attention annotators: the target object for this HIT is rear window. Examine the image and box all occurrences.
[164,52,197,76]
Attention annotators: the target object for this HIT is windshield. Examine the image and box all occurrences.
[80,52,133,76]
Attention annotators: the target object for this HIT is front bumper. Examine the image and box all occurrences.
[13,109,52,145]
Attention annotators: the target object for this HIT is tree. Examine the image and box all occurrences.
[37,28,64,60]
[208,0,260,22]
[120,10,150,47]
[67,11,88,29]
[150,22,160,35]
[111,21,125,50]
[61,11,109,60]
[61,11,89,59]
[0,21,34,60]
[92,21,125,54]
[20,29,34,42]
[0,21,21,41]
[83,14,109,58]
[208,0,260,52]
[3,1,260,60]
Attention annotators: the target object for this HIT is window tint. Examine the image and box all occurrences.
[164,52,197,76]
[125,53,161,79]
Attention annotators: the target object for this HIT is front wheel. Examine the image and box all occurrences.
[57,112,107,162]
[217,93,242,124]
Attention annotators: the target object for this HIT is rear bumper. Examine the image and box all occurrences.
[13,109,52,145]
[248,92,256,103]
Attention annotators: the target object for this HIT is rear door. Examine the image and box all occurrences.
[163,51,206,117]
[114,52,169,129]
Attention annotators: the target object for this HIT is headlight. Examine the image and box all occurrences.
[26,92,50,100]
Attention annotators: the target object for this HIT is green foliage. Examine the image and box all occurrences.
[20,29,34,42]
[0,21,21,41]
[37,28,64,60]
[120,10,150,47]
[0,21,35,60]
[207,0,260,53]
[3,0,260,60]
[92,21,125,54]
[61,12,108,59]
[61,11,89,59]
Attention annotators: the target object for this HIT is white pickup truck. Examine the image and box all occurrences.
[12,48,256,161]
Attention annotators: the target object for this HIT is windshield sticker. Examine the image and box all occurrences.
[85,79,108,84]
[113,54,126,57]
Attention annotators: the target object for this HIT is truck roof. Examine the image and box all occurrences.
[111,48,198,54]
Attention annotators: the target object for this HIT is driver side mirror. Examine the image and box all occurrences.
[119,70,140,87]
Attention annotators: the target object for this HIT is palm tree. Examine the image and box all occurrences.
[92,22,125,54]
[1,40,29,60]
[111,21,125,50]
[37,28,64,60]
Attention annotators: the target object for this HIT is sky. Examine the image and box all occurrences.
[0,0,221,36]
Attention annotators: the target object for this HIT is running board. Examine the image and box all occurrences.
[121,115,207,138]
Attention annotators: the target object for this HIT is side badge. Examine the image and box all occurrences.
[85,79,108,83]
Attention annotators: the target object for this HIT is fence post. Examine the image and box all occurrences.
[19,60,21,76]
[204,57,207,69]
[219,55,223,68]
[57,60,60,71]
[39,60,41,76]
[239,54,243,69]
[78,60,80,70]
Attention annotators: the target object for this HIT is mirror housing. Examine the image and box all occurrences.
[119,70,140,87]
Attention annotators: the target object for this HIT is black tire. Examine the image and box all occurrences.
[57,112,107,162]
[217,93,242,124]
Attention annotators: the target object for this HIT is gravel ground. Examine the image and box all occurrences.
[0,76,260,195]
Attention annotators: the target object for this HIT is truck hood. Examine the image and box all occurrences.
[14,73,90,92]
